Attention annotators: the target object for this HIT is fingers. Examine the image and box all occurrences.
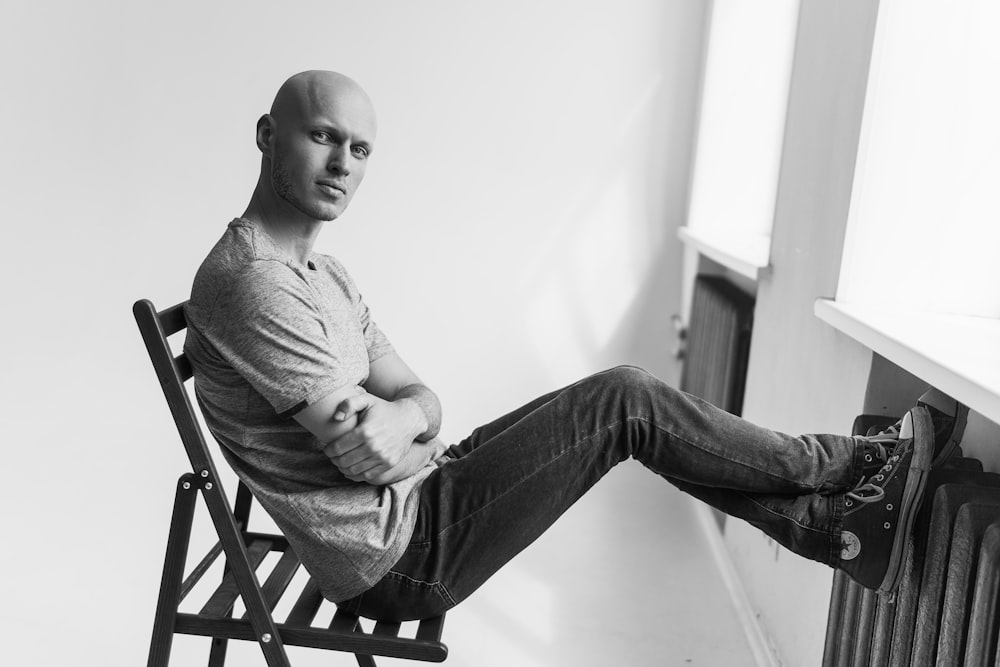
[325,434,402,470]
[333,392,374,421]
[323,435,361,462]
[339,459,381,481]
[342,462,390,484]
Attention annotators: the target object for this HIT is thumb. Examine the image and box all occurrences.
[333,392,374,421]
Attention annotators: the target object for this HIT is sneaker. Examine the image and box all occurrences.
[864,389,969,468]
[839,407,933,594]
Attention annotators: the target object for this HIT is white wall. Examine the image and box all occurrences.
[0,2,707,665]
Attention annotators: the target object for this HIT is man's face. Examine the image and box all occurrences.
[268,87,376,222]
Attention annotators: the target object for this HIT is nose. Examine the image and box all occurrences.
[326,144,351,176]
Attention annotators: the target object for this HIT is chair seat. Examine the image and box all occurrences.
[175,531,448,662]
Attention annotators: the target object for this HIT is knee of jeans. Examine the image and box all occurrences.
[594,365,661,409]
[600,365,656,394]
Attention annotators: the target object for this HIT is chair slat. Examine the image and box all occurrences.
[174,353,193,382]
[200,538,273,617]
[330,608,360,633]
[285,579,324,628]
[158,301,188,337]
[179,541,224,602]
[373,621,401,637]
[415,615,446,643]
[241,549,300,619]
[233,481,254,530]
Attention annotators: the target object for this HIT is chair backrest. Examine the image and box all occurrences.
[133,300,226,478]
[134,299,257,527]
[134,298,285,657]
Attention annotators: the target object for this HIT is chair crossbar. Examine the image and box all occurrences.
[247,548,301,617]
[331,608,361,632]
[285,579,324,627]
[173,614,448,661]
[200,539,274,617]
[180,541,225,602]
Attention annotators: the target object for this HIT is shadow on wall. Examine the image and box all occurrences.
[519,73,689,389]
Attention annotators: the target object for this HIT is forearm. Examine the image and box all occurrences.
[393,383,442,442]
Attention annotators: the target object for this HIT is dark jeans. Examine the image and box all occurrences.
[339,366,863,621]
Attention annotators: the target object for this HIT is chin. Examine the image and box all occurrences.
[314,203,345,221]
[287,197,344,222]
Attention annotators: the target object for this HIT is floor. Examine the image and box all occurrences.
[175,462,758,666]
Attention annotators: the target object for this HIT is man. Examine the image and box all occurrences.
[184,70,968,622]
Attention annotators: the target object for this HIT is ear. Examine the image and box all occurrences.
[255,114,275,156]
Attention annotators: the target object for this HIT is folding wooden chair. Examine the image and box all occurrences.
[134,299,449,667]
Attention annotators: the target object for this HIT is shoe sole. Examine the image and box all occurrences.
[930,402,970,468]
[879,407,934,594]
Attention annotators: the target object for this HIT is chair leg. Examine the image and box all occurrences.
[356,654,377,667]
[207,543,238,667]
[148,475,200,667]
[207,637,228,667]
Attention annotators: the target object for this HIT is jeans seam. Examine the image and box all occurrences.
[637,415,836,492]
[830,492,845,566]
[740,492,830,535]
[849,435,866,485]
[387,570,457,608]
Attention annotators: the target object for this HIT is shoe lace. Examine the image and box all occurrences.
[865,426,900,445]
[847,450,899,504]
[858,440,892,479]
[864,441,890,463]
[846,482,886,504]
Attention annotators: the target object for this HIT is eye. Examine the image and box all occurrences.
[311,131,332,143]
[352,145,370,159]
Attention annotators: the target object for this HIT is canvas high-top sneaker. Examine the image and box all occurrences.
[839,407,933,594]
[864,389,969,468]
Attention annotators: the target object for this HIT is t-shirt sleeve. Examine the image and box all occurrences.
[207,262,351,416]
[356,295,394,364]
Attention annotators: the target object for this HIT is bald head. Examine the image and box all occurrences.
[269,70,376,133]
[249,70,378,225]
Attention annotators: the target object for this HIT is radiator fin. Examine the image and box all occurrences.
[822,417,1000,667]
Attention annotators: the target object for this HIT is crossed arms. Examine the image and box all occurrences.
[293,351,446,486]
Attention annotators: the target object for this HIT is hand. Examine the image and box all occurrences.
[323,391,427,482]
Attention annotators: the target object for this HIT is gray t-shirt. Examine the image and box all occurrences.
[183,218,434,601]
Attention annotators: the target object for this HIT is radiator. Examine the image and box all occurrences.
[679,275,754,416]
[822,415,1000,666]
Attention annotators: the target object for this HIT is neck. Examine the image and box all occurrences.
[242,182,323,267]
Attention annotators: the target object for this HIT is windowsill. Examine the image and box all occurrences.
[678,226,770,280]
[814,298,1000,425]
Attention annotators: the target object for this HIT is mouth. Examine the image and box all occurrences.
[317,181,347,196]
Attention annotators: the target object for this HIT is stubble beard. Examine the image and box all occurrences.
[271,155,339,222]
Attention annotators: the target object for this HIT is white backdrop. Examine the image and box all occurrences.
[0,1,706,664]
